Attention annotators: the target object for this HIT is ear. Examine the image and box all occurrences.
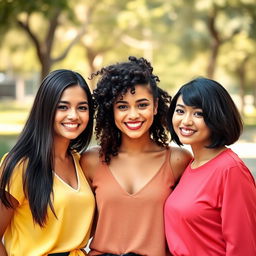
[153,98,158,115]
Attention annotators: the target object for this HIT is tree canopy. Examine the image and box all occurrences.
[0,0,255,113]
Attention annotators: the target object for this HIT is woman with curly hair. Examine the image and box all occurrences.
[81,56,192,256]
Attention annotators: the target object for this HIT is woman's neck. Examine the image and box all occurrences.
[191,145,226,168]
[53,137,70,160]
[119,133,161,154]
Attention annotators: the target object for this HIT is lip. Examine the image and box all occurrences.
[179,127,196,136]
[125,121,143,130]
[62,123,80,130]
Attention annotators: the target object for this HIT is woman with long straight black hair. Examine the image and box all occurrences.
[0,69,95,256]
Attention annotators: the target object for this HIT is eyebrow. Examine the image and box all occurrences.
[176,103,202,110]
[115,98,150,104]
[58,100,88,105]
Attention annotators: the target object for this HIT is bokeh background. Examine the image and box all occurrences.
[0,0,255,175]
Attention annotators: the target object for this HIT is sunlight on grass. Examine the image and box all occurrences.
[1,112,29,125]
[0,100,31,135]
[244,110,256,126]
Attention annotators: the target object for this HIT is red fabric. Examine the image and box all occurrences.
[164,148,256,256]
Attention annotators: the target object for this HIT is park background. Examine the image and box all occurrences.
[0,0,255,176]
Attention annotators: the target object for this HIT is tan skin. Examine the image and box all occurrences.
[172,96,226,169]
[0,85,89,255]
[81,85,192,198]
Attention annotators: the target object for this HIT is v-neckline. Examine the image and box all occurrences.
[53,153,80,192]
[104,149,168,196]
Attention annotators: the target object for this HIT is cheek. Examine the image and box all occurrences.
[81,113,90,126]
[113,110,124,122]
[54,111,62,123]
[172,115,179,127]
[144,108,155,119]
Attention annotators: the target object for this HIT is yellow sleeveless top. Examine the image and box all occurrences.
[1,152,95,256]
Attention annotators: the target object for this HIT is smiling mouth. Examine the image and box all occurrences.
[125,121,143,130]
[179,127,195,136]
[62,123,79,128]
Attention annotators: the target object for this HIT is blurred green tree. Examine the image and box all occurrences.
[0,0,93,80]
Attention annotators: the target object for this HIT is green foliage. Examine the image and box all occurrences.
[0,0,70,29]
[0,0,255,108]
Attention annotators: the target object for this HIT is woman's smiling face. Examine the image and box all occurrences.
[172,96,211,148]
[113,84,158,140]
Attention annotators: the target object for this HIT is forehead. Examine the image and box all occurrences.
[116,84,152,101]
[176,96,184,104]
[176,96,203,110]
[60,85,88,101]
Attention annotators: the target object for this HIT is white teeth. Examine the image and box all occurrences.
[63,123,78,128]
[181,128,194,135]
[126,122,141,128]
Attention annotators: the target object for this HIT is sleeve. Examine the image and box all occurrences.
[0,154,26,205]
[221,163,256,256]
[0,153,8,166]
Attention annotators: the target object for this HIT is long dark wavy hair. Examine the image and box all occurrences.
[0,69,94,226]
[91,56,171,164]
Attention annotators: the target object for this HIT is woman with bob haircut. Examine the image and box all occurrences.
[164,77,256,256]
[81,56,192,256]
[0,69,95,256]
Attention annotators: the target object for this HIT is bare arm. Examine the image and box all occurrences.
[0,193,18,256]
[170,146,192,182]
[80,146,101,185]
[80,147,101,239]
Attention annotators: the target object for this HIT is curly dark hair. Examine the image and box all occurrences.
[91,56,171,163]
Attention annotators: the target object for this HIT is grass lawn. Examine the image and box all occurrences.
[0,134,18,158]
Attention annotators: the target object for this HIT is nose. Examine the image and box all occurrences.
[181,113,193,126]
[128,107,139,119]
[67,108,78,120]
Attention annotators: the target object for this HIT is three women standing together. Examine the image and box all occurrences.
[0,57,256,256]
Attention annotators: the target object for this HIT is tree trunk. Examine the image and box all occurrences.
[236,57,249,117]
[207,41,219,79]
[206,6,221,79]
[85,48,98,90]
[40,56,52,81]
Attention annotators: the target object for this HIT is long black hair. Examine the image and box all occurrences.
[92,56,171,163]
[0,69,94,226]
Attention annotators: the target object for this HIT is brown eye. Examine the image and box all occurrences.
[138,103,149,108]
[57,105,68,110]
[117,105,128,110]
[194,111,204,117]
[175,108,184,114]
[78,106,88,111]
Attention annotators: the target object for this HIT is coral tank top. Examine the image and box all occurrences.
[89,147,174,256]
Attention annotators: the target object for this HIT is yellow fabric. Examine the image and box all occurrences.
[1,152,95,256]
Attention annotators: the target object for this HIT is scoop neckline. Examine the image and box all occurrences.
[189,148,230,172]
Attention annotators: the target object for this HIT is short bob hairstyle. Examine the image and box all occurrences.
[92,56,171,163]
[168,77,243,148]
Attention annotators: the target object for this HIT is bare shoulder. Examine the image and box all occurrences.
[169,145,192,180]
[80,146,101,181]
